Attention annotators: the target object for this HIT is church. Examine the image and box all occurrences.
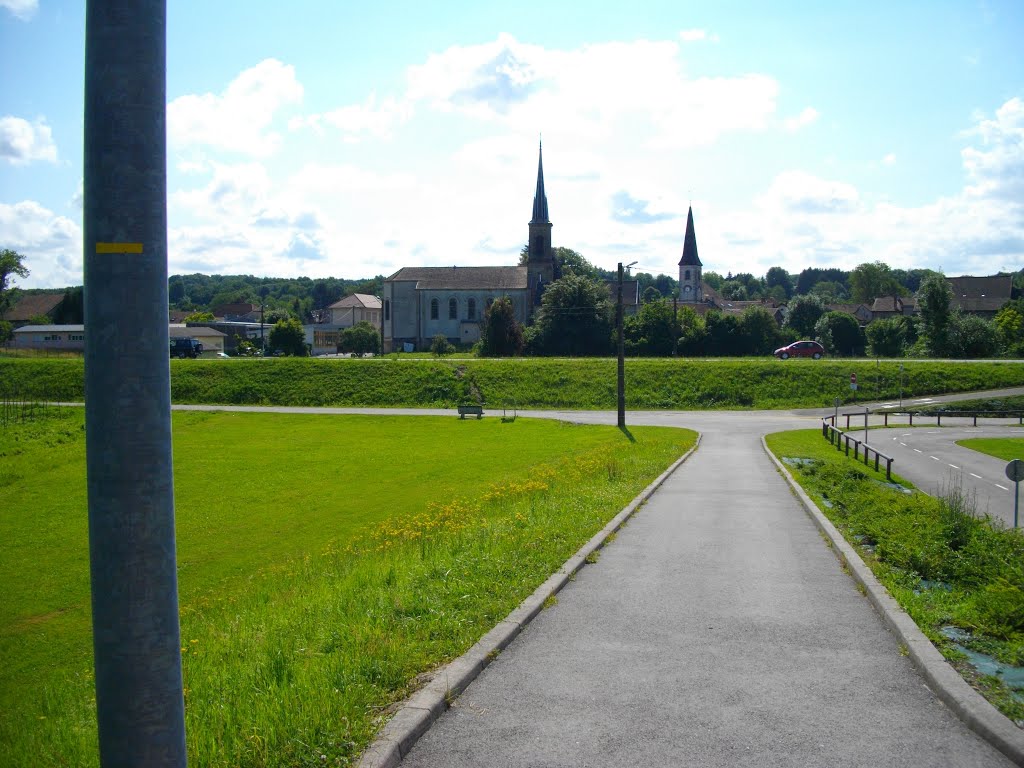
[381,144,556,353]
[381,144,703,353]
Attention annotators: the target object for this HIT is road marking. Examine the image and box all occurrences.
[970,473,982,479]
[997,484,1010,491]
[949,464,959,469]
[930,456,941,461]
[901,433,912,437]
[899,442,907,447]
[914,449,923,453]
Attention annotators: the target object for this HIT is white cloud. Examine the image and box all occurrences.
[0,200,82,288]
[0,0,37,21]
[961,97,1024,201]
[679,29,719,43]
[783,107,819,133]
[882,153,897,166]
[0,116,57,165]
[168,59,303,156]
[404,35,778,150]
[292,93,413,142]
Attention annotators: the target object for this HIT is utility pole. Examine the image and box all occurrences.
[84,1,186,765]
[617,261,636,428]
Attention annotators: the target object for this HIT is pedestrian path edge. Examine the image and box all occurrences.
[356,435,702,768]
[761,436,1024,767]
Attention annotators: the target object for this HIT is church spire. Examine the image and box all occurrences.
[678,206,701,267]
[530,140,549,224]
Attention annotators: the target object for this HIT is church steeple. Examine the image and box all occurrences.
[678,206,703,303]
[531,140,550,224]
[527,140,555,305]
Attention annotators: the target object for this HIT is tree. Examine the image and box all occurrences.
[795,267,848,296]
[865,317,908,358]
[0,248,29,314]
[339,321,381,356]
[765,266,793,299]
[479,297,524,357]
[815,311,864,356]
[736,306,784,356]
[268,317,307,356]
[947,313,998,359]
[0,320,11,344]
[849,261,903,305]
[785,294,826,338]
[184,311,215,323]
[532,274,613,356]
[916,273,953,357]
[641,286,662,304]
[518,245,601,279]
[676,306,705,356]
[430,333,454,357]
[53,287,84,324]
[624,299,679,356]
[809,281,848,303]
[995,306,1024,357]
[703,311,740,356]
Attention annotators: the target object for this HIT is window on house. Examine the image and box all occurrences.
[384,299,390,321]
[430,299,439,320]
[468,298,476,320]
[449,297,457,320]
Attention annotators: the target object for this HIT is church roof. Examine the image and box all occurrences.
[678,206,701,267]
[530,142,550,224]
[387,266,528,291]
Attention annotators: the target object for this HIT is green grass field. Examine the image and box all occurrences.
[956,437,1024,463]
[3,357,1024,410]
[0,408,693,767]
[766,429,1024,723]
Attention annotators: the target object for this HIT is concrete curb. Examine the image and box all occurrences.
[357,435,701,768]
[762,436,1024,767]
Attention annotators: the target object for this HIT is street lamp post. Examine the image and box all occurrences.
[617,261,637,429]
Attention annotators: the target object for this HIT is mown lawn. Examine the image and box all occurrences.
[766,429,1024,725]
[956,437,1024,463]
[0,408,693,766]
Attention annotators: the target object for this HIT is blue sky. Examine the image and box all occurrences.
[2,0,1023,289]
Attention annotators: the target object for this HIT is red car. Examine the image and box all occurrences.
[774,340,824,359]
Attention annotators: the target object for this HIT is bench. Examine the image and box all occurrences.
[457,404,484,419]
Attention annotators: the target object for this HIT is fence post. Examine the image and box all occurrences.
[874,452,880,472]
[886,457,892,481]
[884,413,889,427]
[909,412,913,426]
[937,413,942,427]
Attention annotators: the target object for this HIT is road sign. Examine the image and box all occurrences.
[1007,460,1024,529]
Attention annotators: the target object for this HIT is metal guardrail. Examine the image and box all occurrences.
[831,410,1024,429]
[821,419,894,481]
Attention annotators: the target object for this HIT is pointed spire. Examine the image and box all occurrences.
[678,206,701,267]
[530,140,549,224]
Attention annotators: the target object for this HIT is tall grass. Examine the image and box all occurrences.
[1,409,693,766]
[3,357,1024,409]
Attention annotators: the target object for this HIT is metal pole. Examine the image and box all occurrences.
[899,363,904,409]
[617,262,625,428]
[84,1,186,765]
[1015,480,1019,529]
[864,407,869,445]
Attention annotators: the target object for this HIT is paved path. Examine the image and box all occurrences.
[401,422,1013,767]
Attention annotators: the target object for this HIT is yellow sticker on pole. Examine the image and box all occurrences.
[95,242,144,254]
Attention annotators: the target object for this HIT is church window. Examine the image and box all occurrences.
[467,298,476,320]
[384,299,390,321]
[430,298,439,320]
[684,269,690,280]
[449,298,458,320]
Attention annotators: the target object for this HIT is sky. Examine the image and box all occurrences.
[1,0,1023,290]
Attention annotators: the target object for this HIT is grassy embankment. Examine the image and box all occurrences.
[3,357,1024,409]
[766,429,1024,724]
[0,408,693,767]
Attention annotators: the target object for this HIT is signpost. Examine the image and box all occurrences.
[1006,460,1024,529]
[899,363,904,409]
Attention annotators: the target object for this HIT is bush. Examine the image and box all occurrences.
[430,334,454,357]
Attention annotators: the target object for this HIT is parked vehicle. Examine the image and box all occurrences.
[170,337,204,358]
[774,340,824,359]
